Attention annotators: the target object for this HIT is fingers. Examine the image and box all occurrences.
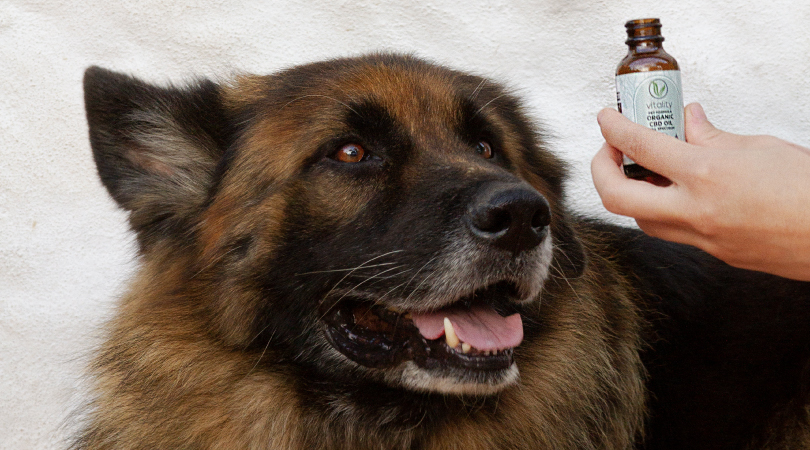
[591,143,684,221]
[684,103,747,149]
[597,108,694,179]
[683,103,713,144]
[635,218,711,251]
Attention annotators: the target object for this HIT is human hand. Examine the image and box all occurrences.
[591,103,810,281]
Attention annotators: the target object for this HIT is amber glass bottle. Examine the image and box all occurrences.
[616,18,684,180]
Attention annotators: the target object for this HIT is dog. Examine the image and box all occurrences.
[76,53,810,449]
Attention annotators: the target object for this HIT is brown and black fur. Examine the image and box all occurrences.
[77,54,810,449]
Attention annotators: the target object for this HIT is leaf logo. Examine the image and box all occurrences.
[649,79,668,99]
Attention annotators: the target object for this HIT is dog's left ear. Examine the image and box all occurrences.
[83,67,233,251]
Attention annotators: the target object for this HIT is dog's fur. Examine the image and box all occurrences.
[77,54,810,449]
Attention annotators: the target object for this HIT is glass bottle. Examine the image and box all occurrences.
[615,18,684,180]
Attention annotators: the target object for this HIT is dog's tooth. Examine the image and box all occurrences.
[461,343,472,354]
[403,312,413,320]
[444,318,460,348]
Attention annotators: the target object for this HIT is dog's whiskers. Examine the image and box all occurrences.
[469,78,488,101]
[404,255,439,292]
[331,264,407,308]
[402,255,440,304]
[371,276,416,308]
[362,267,413,285]
[295,262,399,276]
[472,94,506,118]
[320,250,404,302]
[548,244,584,304]
[314,254,406,323]
[244,328,276,379]
[280,94,361,118]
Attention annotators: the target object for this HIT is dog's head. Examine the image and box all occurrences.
[84,54,586,396]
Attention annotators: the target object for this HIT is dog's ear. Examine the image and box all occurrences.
[83,67,232,251]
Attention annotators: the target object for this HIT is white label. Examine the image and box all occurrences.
[615,70,684,165]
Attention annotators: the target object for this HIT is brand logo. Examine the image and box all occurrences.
[649,79,668,99]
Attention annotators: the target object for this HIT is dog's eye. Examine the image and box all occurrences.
[332,143,366,163]
[476,141,494,159]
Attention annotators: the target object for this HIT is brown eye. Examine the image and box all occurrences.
[332,143,365,163]
[476,141,493,159]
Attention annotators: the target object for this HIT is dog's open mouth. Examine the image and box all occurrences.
[321,280,524,374]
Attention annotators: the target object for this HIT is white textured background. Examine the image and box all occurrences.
[2,1,809,448]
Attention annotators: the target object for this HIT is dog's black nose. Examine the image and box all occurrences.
[467,182,551,254]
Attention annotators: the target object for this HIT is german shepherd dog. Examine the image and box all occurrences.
[78,54,810,449]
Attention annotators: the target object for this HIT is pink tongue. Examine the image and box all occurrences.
[411,304,523,351]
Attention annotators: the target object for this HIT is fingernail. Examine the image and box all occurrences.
[688,103,707,123]
[597,108,611,125]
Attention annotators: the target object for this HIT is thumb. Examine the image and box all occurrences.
[684,103,741,148]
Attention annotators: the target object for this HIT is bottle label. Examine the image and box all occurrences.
[615,70,684,165]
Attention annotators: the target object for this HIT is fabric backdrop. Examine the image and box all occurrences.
[2,1,809,448]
